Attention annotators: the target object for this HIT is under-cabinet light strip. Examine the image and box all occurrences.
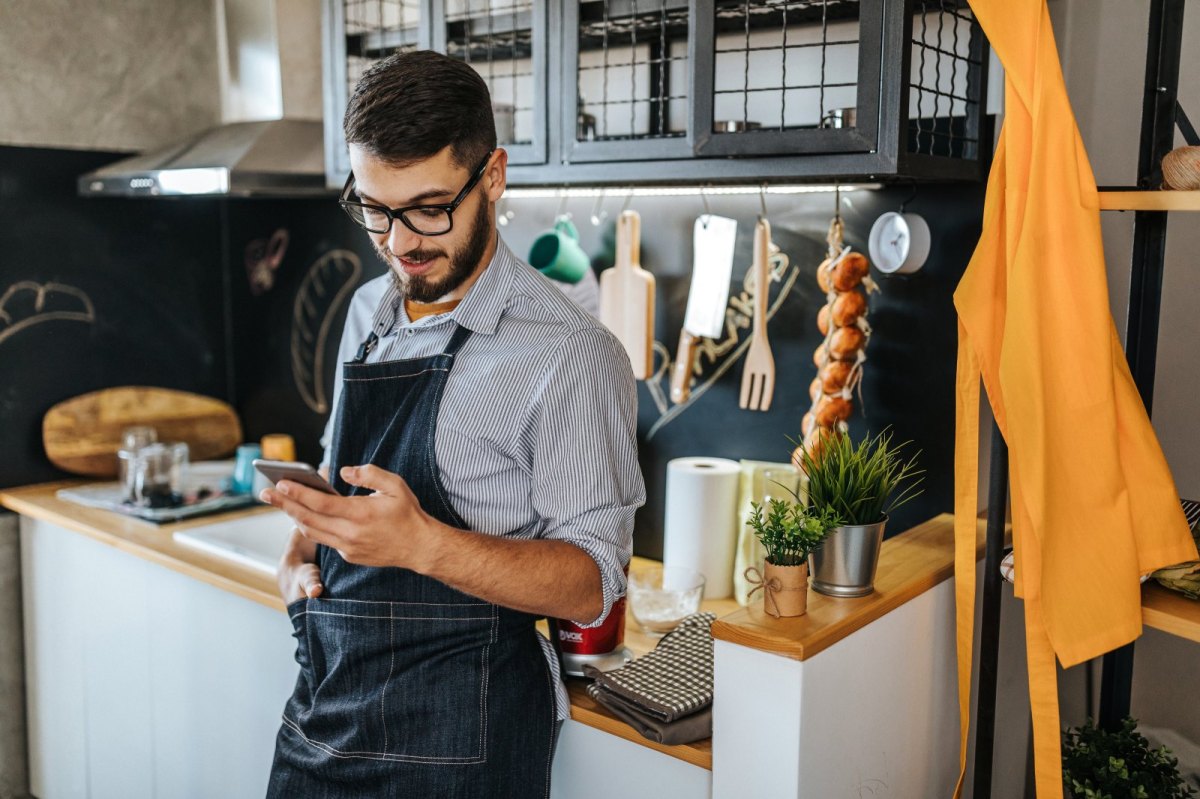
[502,183,881,199]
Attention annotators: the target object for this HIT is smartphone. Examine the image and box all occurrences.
[253,459,339,495]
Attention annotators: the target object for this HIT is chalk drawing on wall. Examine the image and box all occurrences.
[0,280,96,347]
[291,250,362,414]
[246,228,290,296]
[643,245,796,440]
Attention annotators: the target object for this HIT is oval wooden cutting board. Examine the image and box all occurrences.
[43,387,243,477]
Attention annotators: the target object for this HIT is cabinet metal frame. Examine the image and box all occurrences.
[433,0,551,166]
[323,0,990,188]
[558,0,701,163]
[689,0,887,158]
[322,0,437,186]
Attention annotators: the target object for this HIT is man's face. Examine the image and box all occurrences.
[348,145,505,303]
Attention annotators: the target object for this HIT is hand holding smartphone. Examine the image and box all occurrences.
[253,459,339,495]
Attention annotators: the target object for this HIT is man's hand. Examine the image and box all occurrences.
[277,527,323,604]
[261,464,438,572]
[275,464,328,605]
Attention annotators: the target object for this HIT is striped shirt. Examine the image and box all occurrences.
[321,239,644,720]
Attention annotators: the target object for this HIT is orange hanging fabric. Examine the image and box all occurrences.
[953,2,1198,797]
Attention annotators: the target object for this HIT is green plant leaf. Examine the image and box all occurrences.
[797,428,926,526]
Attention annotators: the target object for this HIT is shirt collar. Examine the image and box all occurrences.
[370,237,518,337]
[448,237,517,336]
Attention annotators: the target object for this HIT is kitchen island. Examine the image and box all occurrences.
[3,482,979,798]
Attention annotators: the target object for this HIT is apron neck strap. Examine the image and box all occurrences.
[444,323,473,356]
[351,323,473,366]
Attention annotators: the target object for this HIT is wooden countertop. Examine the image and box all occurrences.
[712,514,982,661]
[2,483,985,771]
[0,482,734,769]
[0,481,286,611]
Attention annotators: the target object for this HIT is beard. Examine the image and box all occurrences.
[376,195,493,304]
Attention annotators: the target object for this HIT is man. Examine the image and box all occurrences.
[261,50,644,797]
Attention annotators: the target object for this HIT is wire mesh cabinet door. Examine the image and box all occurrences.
[324,0,432,188]
[433,0,550,165]
[900,0,989,179]
[690,0,886,159]
[561,0,701,163]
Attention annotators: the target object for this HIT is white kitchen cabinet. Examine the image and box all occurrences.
[20,516,296,799]
[551,720,711,799]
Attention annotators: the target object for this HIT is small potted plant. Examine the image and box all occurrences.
[745,499,843,617]
[797,428,924,597]
[1062,718,1196,798]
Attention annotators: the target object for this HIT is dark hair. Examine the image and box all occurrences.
[343,50,496,169]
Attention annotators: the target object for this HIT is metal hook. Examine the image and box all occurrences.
[590,188,608,226]
[759,183,769,220]
[700,186,712,227]
[833,183,842,224]
[899,178,918,213]
[556,187,569,220]
[620,187,634,215]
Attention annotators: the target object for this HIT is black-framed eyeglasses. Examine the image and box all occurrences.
[338,150,494,236]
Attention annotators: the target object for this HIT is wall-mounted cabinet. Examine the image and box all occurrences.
[323,0,990,188]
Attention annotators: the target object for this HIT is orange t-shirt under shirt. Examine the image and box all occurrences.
[404,298,461,322]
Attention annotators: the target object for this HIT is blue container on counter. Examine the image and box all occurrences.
[232,444,262,495]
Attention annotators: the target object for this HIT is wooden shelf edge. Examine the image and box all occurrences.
[1142,582,1200,645]
[711,514,985,662]
[1098,189,1200,211]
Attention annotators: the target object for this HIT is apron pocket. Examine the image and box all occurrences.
[293,597,495,764]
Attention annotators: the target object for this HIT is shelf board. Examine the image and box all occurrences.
[1142,581,1200,645]
[1098,189,1200,211]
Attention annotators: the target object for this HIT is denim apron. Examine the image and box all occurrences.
[268,324,557,799]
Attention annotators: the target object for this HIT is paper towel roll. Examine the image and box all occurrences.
[663,457,742,599]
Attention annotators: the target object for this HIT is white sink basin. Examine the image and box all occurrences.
[174,510,294,575]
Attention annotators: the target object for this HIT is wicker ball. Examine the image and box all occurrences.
[1162,146,1200,190]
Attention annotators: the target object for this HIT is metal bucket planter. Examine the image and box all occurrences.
[809,515,888,598]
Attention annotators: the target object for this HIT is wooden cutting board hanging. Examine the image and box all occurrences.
[599,210,655,379]
[43,386,243,477]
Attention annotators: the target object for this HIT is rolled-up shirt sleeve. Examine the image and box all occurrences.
[526,326,645,627]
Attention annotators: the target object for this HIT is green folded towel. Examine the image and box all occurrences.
[1153,499,1200,599]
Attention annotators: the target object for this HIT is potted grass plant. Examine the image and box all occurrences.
[796,429,924,597]
[745,499,842,617]
[1062,718,1196,799]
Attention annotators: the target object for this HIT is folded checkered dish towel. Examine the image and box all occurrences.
[584,612,717,745]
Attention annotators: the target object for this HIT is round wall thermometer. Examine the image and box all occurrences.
[868,211,931,275]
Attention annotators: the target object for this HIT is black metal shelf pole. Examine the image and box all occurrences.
[972,418,1010,798]
[1098,0,1184,732]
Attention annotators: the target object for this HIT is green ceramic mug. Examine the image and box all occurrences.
[528,216,589,284]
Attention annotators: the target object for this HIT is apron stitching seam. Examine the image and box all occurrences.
[382,603,394,754]
[541,627,557,799]
[478,607,495,760]
[293,611,493,621]
[343,367,449,382]
[281,716,486,763]
[294,597,489,607]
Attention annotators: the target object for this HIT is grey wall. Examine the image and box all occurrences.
[0,0,220,151]
[1052,0,1200,501]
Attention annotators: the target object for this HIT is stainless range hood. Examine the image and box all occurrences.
[79,0,327,198]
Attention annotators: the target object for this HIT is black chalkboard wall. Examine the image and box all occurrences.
[0,147,227,488]
[0,145,981,561]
